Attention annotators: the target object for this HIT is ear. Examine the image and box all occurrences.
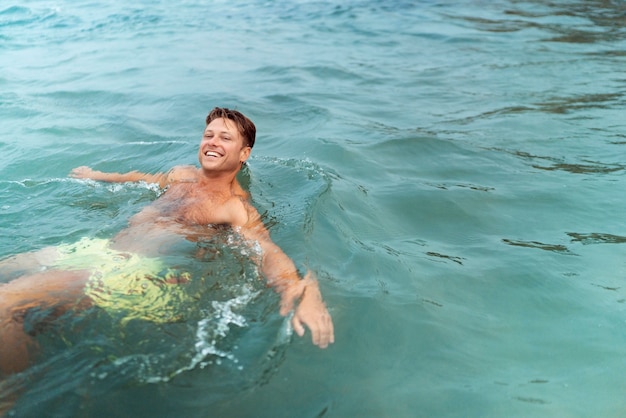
[239,146,251,164]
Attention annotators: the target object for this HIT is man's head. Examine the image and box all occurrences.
[206,107,256,149]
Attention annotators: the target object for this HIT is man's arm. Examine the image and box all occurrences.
[69,166,195,188]
[237,200,334,349]
[70,166,168,187]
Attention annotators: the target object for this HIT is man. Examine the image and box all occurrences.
[0,107,334,376]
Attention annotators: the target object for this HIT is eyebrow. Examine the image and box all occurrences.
[204,129,233,135]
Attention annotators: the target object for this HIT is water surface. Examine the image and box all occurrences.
[2,0,626,416]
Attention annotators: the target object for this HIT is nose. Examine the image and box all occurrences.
[203,135,217,146]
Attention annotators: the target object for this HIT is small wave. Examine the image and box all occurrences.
[567,232,626,245]
[0,5,30,15]
[252,155,339,182]
[0,177,164,194]
[424,181,494,192]
[124,140,188,145]
[426,251,465,265]
[0,177,97,188]
[248,155,338,234]
[502,238,575,255]
[0,6,35,27]
[515,396,551,405]
[452,1,626,44]
[536,92,623,114]
[532,161,624,175]
[488,148,625,175]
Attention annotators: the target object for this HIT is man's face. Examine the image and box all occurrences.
[198,118,251,173]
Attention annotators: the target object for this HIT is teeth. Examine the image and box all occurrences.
[205,151,220,157]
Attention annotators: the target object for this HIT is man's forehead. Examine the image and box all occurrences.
[205,118,239,134]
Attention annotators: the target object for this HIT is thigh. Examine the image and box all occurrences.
[1,269,91,312]
[0,269,92,375]
[0,247,61,282]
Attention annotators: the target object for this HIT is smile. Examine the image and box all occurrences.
[204,151,222,157]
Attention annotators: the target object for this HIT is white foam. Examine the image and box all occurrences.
[137,286,260,384]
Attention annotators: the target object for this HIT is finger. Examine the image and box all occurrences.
[70,166,87,178]
[309,322,321,347]
[328,317,335,344]
[291,315,305,337]
[318,315,334,348]
[318,325,330,349]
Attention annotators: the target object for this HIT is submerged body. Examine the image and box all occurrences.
[110,165,251,255]
[0,108,334,382]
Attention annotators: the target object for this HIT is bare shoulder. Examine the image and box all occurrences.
[232,179,250,200]
[166,165,198,183]
[224,195,252,227]
[238,199,271,239]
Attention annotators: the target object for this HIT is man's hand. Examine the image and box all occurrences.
[70,166,99,179]
[279,272,335,349]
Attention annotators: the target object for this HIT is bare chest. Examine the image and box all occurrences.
[152,184,233,225]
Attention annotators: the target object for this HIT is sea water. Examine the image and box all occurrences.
[1,0,626,416]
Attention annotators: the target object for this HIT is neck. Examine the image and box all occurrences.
[197,168,239,193]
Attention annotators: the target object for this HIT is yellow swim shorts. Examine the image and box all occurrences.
[53,238,196,324]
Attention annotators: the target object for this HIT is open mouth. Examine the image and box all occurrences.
[204,150,222,158]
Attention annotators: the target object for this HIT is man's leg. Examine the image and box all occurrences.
[0,269,91,375]
[0,247,60,282]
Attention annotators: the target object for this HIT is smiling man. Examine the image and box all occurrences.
[0,107,334,376]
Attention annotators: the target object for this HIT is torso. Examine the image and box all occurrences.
[110,167,249,256]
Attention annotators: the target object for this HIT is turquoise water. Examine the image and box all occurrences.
[2,0,626,416]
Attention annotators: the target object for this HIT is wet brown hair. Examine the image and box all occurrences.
[205,107,256,148]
